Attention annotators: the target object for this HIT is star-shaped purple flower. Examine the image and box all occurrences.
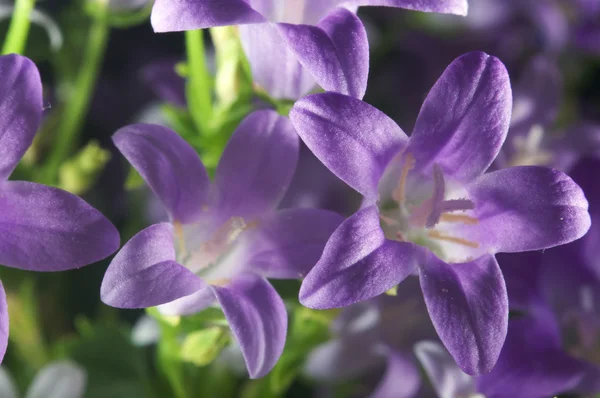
[289,51,591,375]
[150,0,467,100]
[0,54,121,363]
[100,110,343,378]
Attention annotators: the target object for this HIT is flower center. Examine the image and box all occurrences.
[173,217,255,285]
[378,153,480,263]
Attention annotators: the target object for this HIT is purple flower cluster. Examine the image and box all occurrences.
[3,0,599,396]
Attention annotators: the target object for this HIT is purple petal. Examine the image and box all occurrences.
[466,166,591,253]
[0,54,43,181]
[239,23,316,100]
[157,287,216,316]
[141,59,187,107]
[407,52,511,183]
[497,252,545,312]
[277,8,369,99]
[349,0,468,15]
[299,206,417,309]
[371,351,421,398]
[212,274,287,378]
[414,341,476,398]
[151,0,265,32]
[246,208,343,279]
[290,93,407,200]
[478,315,586,398]
[419,254,508,375]
[509,56,562,138]
[101,223,203,309]
[304,333,382,381]
[215,110,299,220]
[0,282,7,364]
[0,181,119,271]
[113,123,210,223]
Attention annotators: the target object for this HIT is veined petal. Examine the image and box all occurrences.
[0,181,119,271]
[347,0,468,15]
[278,8,369,99]
[239,23,316,100]
[101,223,203,309]
[299,206,417,309]
[246,208,344,279]
[151,0,265,32]
[215,110,299,220]
[290,93,407,200]
[0,54,43,181]
[26,361,86,398]
[414,341,476,398]
[113,124,210,224]
[419,254,508,375]
[212,274,287,378]
[466,166,591,253]
[407,52,511,183]
[0,283,7,364]
[478,315,586,398]
[371,351,421,398]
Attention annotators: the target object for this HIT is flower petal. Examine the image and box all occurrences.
[157,287,216,316]
[246,208,344,279]
[371,351,421,398]
[239,23,316,100]
[151,0,265,32]
[497,252,545,312]
[0,366,17,398]
[26,361,86,398]
[478,315,586,398]
[101,223,203,309]
[407,52,511,183]
[0,54,43,181]
[414,341,476,398]
[215,110,299,220]
[349,0,468,15]
[299,206,417,309]
[466,166,591,253]
[290,93,407,200]
[303,332,382,381]
[418,254,508,375]
[277,7,368,99]
[0,181,119,271]
[113,123,210,223]
[0,283,7,365]
[212,274,287,378]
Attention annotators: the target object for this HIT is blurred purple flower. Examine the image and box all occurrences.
[0,54,120,363]
[150,1,467,100]
[289,51,591,375]
[305,277,435,397]
[500,157,600,395]
[100,110,343,378]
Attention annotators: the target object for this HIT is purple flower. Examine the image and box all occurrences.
[500,157,600,395]
[289,51,591,375]
[416,313,588,398]
[0,54,120,363]
[150,1,467,100]
[305,277,434,397]
[100,110,343,378]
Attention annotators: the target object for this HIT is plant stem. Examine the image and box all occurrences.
[185,29,213,136]
[42,7,110,184]
[2,0,36,55]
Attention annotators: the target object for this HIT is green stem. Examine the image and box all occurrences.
[2,0,36,55]
[185,29,213,136]
[42,8,110,184]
